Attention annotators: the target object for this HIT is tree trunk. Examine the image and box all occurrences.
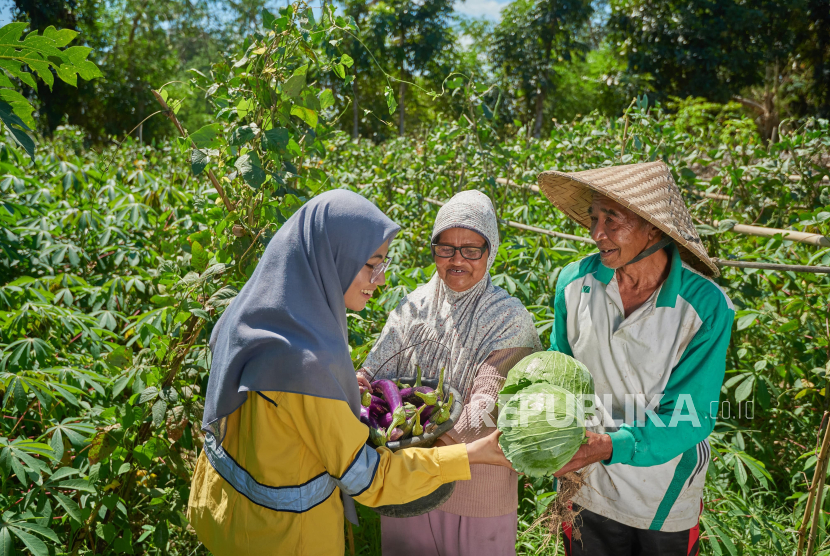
[532,84,546,139]
[398,80,406,137]
[351,80,359,140]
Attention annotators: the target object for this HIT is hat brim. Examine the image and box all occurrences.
[538,169,719,277]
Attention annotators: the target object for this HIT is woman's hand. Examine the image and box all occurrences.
[356,369,373,395]
[465,430,513,469]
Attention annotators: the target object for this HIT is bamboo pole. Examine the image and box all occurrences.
[711,259,830,274]
[798,414,830,556]
[715,222,830,248]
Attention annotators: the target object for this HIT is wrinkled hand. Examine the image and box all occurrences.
[465,430,514,469]
[356,369,372,395]
[553,431,613,477]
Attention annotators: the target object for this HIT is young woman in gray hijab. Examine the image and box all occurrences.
[358,190,542,556]
[188,190,512,556]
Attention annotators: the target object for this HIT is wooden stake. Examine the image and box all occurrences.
[798,414,830,556]
[346,522,356,556]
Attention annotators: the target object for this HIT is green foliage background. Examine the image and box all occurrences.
[0,3,830,556]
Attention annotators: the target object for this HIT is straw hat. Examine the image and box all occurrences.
[538,161,718,277]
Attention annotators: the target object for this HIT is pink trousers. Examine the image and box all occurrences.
[380,509,518,556]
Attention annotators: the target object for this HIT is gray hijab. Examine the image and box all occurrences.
[203,189,400,440]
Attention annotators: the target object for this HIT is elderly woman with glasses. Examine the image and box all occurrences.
[357,190,541,556]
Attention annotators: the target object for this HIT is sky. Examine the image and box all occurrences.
[454,0,509,20]
[0,0,511,28]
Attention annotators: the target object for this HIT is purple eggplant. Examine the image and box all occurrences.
[372,379,407,437]
[359,405,371,426]
[388,427,404,441]
[366,411,389,447]
[378,411,394,429]
[420,404,435,424]
[369,395,389,418]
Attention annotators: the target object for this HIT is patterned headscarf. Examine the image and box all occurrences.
[361,190,541,401]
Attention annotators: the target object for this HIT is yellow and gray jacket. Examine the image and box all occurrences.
[188,390,470,555]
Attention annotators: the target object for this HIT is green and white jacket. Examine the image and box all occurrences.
[549,245,734,532]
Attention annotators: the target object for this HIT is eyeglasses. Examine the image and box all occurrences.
[431,243,488,261]
[367,256,390,284]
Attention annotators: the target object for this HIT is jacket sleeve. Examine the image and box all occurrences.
[291,393,471,507]
[548,263,579,357]
[604,304,734,467]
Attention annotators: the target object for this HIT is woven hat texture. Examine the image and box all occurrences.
[538,161,718,276]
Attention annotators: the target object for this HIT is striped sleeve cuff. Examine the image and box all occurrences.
[605,428,635,465]
[436,443,471,483]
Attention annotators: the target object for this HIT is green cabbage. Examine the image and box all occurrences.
[501,351,594,398]
[497,352,594,477]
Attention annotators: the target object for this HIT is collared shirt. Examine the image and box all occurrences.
[549,245,734,531]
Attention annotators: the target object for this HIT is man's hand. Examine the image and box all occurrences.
[356,369,372,395]
[553,431,613,477]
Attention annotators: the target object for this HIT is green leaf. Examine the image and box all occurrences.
[734,375,754,403]
[262,128,290,151]
[153,520,169,551]
[9,529,48,556]
[152,399,167,428]
[191,240,208,272]
[235,152,267,189]
[191,148,208,176]
[56,479,96,492]
[230,124,258,146]
[340,53,354,68]
[0,100,34,159]
[733,458,747,485]
[138,386,158,404]
[189,124,222,149]
[12,522,59,544]
[290,105,317,128]
[49,429,64,462]
[262,8,277,30]
[319,89,334,110]
[384,86,397,115]
[282,74,306,98]
[0,528,14,556]
[735,311,758,331]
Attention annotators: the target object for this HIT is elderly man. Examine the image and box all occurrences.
[538,162,734,556]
